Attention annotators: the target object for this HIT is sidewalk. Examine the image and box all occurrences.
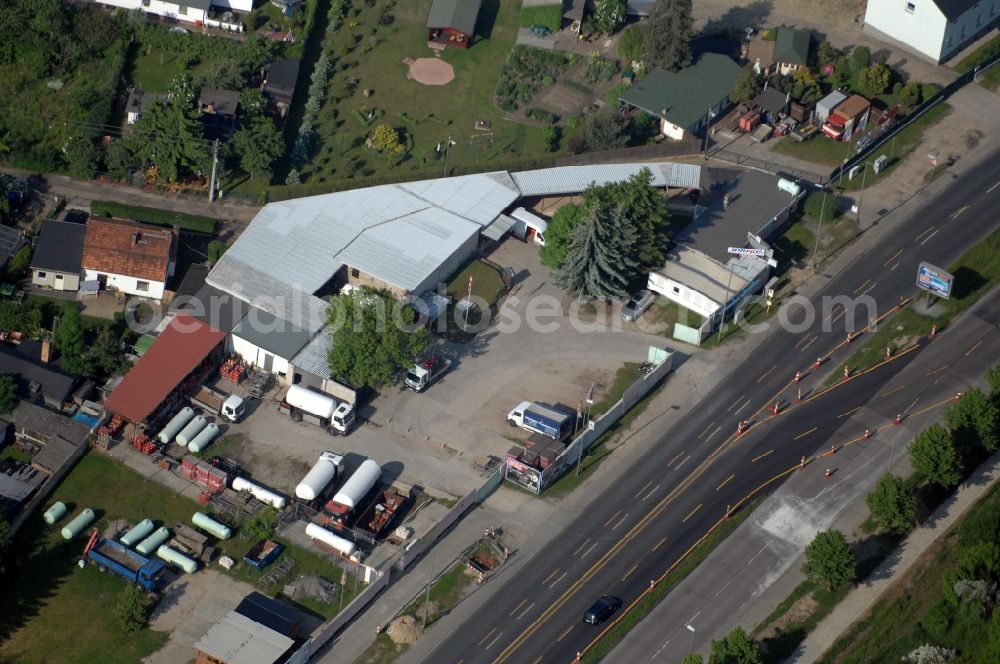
[790,450,1000,663]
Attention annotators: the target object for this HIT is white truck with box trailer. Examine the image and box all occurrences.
[507,401,573,440]
[279,384,355,435]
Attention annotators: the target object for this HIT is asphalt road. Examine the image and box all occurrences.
[423,153,1000,664]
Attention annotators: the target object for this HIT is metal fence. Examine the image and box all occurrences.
[829,49,1000,184]
[306,567,392,655]
[711,148,826,184]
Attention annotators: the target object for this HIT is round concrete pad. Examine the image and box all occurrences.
[408,58,455,86]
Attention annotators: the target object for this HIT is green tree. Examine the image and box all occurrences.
[127,75,209,183]
[643,0,693,71]
[88,326,123,380]
[196,58,247,90]
[987,361,1000,399]
[233,115,284,180]
[104,139,135,180]
[909,425,962,488]
[682,655,704,664]
[0,374,19,414]
[541,125,561,152]
[367,123,402,154]
[583,107,628,151]
[848,45,871,77]
[945,388,999,452]
[115,583,149,634]
[64,133,101,180]
[618,24,646,63]
[803,191,841,220]
[241,506,279,541]
[897,81,923,110]
[816,41,841,66]
[239,88,268,116]
[556,202,637,300]
[587,168,669,270]
[594,0,626,34]
[539,203,587,269]
[53,302,92,377]
[709,626,762,664]
[858,63,891,96]
[208,240,229,263]
[327,288,428,389]
[866,473,917,533]
[803,529,856,591]
[5,245,32,281]
[828,55,852,87]
[731,65,762,105]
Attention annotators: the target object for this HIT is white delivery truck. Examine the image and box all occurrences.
[279,385,355,435]
[507,401,573,440]
[509,207,548,246]
[404,356,452,392]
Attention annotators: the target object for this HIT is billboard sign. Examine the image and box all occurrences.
[727,247,766,257]
[916,262,954,299]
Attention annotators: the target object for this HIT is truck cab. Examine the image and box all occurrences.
[404,357,450,392]
[221,395,245,422]
[330,402,355,435]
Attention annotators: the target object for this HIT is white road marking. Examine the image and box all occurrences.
[550,571,567,588]
[612,513,629,530]
[485,632,503,649]
[890,262,900,271]
[920,230,939,245]
[861,281,878,296]
[580,541,598,559]
[801,336,818,352]
[516,602,535,621]
[905,397,920,413]
[987,181,1000,193]
[643,485,660,501]
[705,426,722,442]
[733,399,752,415]
[747,545,767,565]
[674,455,692,471]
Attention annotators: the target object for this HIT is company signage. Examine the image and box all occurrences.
[916,262,954,299]
[727,247,767,257]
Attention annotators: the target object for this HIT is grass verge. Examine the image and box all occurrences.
[520,5,563,31]
[90,201,216,234]
[582,497,765,663]
[823,307,936,386]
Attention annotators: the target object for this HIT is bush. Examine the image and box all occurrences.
[527,108,558,124]
[618,24,645,63]
[803,191,842,221]
[208,240,228,263]
[89,201,216,234]
[541,126,561,152]
[584,54,620,83]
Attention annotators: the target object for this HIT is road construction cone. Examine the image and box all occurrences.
[894,413,903,426]
[929,324,937,339]
[737,420,745,436]
[724,504,732,520]
[842,366,850,381]
[824,468,832,480]
[795,371,802,383]
[846,333,852,344]
[886,346,892,359]
[864,428,871,439]
[800,455,806,469]
[814,356,823,369]
[771,402,780,416]
[649,580,655,591]
[797,387,803,402]
[954,391,963,402]
[829,445,836,456]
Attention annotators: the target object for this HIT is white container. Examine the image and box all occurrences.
[285,385,337,420]
[306,522,356,556]
[295,452,343,501]
[332,459,381,511]
[232,476,287,510]
[175,415,207,447]
[157,407,195,445]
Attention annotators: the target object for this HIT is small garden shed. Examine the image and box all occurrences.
[426,0,482,49]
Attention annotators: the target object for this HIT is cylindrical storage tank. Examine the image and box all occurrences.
[777,178,802,196]
[192,512,232,540]
[187,423,220,454]
[295,454,339,501]
[43,501,67,525]
[306,522,357,556]
[120,519,155,547]
[285,385,337,420]
[332,459,382,511]
[60,508,95,540]
[175,415,207,447]
[157,407,195,444]
[232,476,287,510]
[156,545,198,573]
[136,527,171,555]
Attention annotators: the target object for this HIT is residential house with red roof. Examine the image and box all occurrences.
[82,217,177,300]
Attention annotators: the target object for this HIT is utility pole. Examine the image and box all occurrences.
[208,139,220,202]
[810,187,829,269]
[422,549,436,628]
[716,263,735,344]
[856,161,869,227]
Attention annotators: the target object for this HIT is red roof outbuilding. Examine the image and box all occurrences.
[105,315,226,424]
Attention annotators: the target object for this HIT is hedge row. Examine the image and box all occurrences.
[90,201,216,234]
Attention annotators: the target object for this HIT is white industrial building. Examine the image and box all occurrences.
[202,163,703,387]
[864,0,999,64]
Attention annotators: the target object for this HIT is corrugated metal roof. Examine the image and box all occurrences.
[232,308,317,361]
[655,247,749,307]
[194,611,294,664]
[290,326,334,378]
[482,214,517,241]
[511,163,701,196]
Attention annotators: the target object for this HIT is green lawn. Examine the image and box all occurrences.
[445,259,505,305]
[646,300,705,337]
[954,33,1000,90]
[520,4,563,31]
[818,482,1000,663]
[771,133,855,167]
[825,307,934,386]
[0,452,354,662]
[941,219,1000,319]
[590,363,642,415]
[128,46,206,93]
[287,0,550,187]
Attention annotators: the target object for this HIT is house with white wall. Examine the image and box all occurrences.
[864,0,999,64]
[91,0,245,31]
[82,218,176,300]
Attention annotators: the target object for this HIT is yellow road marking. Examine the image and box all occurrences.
[914,226,936,242]
[823,305,843,322]
[698,422,715,439]
[853,279,871,294]
[794,427,818,440]
[652,536,668,552]
[479,627,496,647]
[966,339,984,356]
[756,364,777,383]
[926,365,949,376]
[882,385,906,397]
[838,406,861,418]
[556,625,574,642]
[752,449,774,462]
[725,395,744,412]
[621,563,639,582]
[682,504,702,523]
[883,249,903,267]
[716,474,735,491]
[949,205,969,219]
[542,568,559,585]
[667,452,685,468]
[603,511,621,528]
[573,539,591,557]
[510,599,527,616]
[635,481,653,498]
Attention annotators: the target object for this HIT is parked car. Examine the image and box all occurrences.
[621,290,655,322]
[583,595,622,624]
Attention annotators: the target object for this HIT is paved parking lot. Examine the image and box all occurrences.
[220,238,671,500]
